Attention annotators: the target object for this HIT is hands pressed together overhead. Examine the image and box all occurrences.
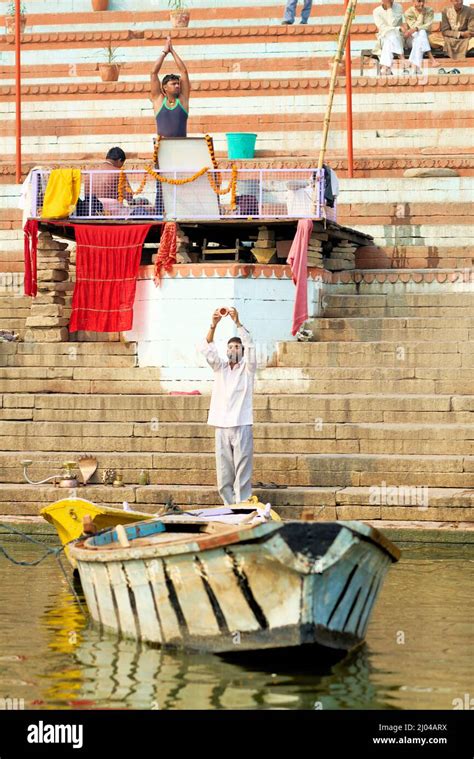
[162,36,175,55]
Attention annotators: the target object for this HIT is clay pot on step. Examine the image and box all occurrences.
[92,0,109,10]
[98,63,120,82]
[5,15,27,34]
[170,10,190,28]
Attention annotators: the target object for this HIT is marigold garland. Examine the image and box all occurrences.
[117,133,237,210]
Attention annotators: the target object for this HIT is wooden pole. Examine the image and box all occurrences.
[14,0,22,184]
[344,0,354,178]
[318,0,357,171]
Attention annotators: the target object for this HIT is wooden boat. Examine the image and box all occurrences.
[70,517,400,655]
[41,498,152,568]
[41,496,280,569]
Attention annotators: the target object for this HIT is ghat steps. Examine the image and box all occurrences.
[0,290,472,522]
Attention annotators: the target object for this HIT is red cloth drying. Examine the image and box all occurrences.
[287,219,313,336]
[24,219,38,297]
[154,222,177,286]
[70,224,151,333]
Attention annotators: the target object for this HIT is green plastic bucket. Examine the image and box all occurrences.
[226,132,257,160]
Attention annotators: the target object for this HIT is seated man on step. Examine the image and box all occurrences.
[200,308,257,506]
[429,0,474,58]
[402,0,436,72]
[373,0,406,74]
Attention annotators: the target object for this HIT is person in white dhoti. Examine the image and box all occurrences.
[402,0,436,72]
[200,307,257,506]
[373,0,406,74]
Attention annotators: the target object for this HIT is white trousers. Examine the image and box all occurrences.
[407,29,431,70]
[380,29,404,69]
[215,425,253,505]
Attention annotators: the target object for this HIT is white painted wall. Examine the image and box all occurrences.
[125,267,324,372]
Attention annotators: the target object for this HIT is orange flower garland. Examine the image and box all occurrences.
[117,134,237,210]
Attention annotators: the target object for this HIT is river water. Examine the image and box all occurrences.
[0,541,473,710]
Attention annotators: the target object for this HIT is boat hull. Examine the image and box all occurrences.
[71,521,399,654]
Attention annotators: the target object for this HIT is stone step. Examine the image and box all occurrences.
[7,354,138,368]
[276,341,474,368]
[325,293,474,308]
[0,369,470,395]
[2,420,472,440]
[1,365,472,382]
[1,420,472,455]
[305,317,474,343]
[2,391,472,422]
[1,451,472,489]
[323,306,474,318]
[22,407,474,425]
[0,483,471,523]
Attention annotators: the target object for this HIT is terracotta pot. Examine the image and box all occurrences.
[5,15,27,34]
[99,63,120,82]
[170,10,190,28]
[91,0,109,10]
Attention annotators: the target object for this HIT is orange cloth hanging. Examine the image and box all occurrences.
[153,222,177,286]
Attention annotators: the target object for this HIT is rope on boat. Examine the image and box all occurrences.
[0,521,88,616]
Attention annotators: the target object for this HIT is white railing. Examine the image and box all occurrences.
[31,168,337,222]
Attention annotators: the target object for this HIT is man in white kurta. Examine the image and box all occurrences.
[201,307,256,505]
[373,0,406,73]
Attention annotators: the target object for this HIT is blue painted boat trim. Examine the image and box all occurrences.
[89,519,166,547]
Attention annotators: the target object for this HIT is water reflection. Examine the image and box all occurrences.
[41,589,380,710]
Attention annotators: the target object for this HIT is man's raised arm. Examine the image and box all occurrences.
[228,308,257,373]
[150,38,171,106]
[200,310,224,371]
[169,41,191,109]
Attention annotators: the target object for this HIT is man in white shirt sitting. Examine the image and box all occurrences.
[373,0,406,74]
[201,307,257,505]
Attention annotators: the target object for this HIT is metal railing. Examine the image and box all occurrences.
[31,168,337,222]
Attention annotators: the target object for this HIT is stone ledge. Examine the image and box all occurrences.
[0,24,375,48]
[332,268,474,285]
[1,74,473,98]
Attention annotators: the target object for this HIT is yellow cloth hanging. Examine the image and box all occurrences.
[41,168,81,219]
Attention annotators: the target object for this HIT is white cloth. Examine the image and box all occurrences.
[200,325,256,427]
[286,183,314,216]
[407,29,432,69]
[18,166,45,229]
[380,28,404,68]
[215,425,253,505]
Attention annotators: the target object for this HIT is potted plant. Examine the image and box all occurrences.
[98,43,121,82]
[4,1,27,35]
[168,0,190,29]
[92,0,109,10]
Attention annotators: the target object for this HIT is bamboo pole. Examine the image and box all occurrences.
[344,0,354,178]
[318,0,358,171]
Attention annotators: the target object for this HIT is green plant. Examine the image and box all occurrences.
[6,1,27,15]
[100,43,122,64]
[168,0,187,10]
